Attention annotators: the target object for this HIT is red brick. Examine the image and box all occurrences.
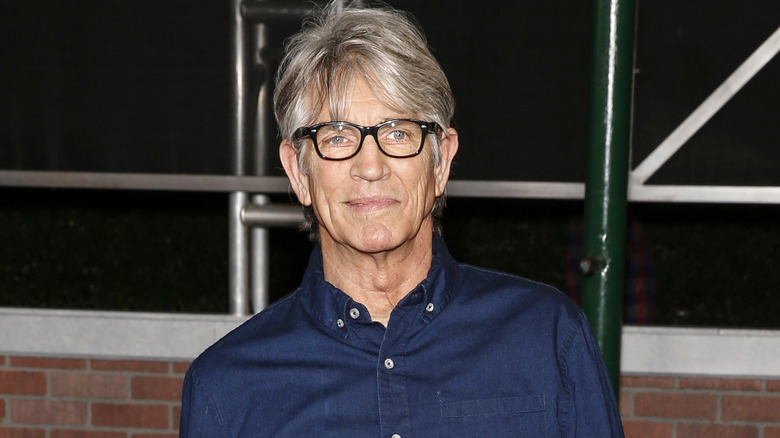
[0,428,46,438]
[91,360,168,373]
[765,426,780,438]
[722,395,780,422]
[0,356,7,366]
[132,376,183,401]
[634,392,717,420]
[768,380,780,392]
[676,423,758,438]
[678,377,761,392]
[172,362,191,374]
[620,376,676,389]
[51,431,126,438]
[51,372,128,399]
[1,399,5,421]
[10,357,87,370]
[11,399,87,425]
[92,403,168,429]
[619,389,633,417]
[0,371,46,395]
[172,405,181,430]
[621,420,672,438]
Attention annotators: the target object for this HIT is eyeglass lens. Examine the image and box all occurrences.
[316,120,423,159]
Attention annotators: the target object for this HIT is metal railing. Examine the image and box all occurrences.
[2,2,780,322]
[228,0,312,314]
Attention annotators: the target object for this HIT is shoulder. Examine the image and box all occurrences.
[454,263,581,319]
[182,290,308,429]
[188,291,301,376]
[446,262,590,357]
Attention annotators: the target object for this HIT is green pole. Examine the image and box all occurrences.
[582,0,636,394]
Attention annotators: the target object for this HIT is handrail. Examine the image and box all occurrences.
[5,171,780,204]
[241,0,311,23]
[0,170,290,192]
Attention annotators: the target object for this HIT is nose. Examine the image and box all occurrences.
[349,134,390,181]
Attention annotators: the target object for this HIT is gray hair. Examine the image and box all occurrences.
[273,0,456,241]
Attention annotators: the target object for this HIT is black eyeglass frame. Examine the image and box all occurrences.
[293,118,440,161]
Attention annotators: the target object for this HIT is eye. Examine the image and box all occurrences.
[318,125,359,148]
[323,135,349,146]
[387,129,409,141]
[381,125,415,144]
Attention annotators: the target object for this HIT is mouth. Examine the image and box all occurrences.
[346,196,397,212]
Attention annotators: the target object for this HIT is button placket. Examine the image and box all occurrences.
[376,306,412,438]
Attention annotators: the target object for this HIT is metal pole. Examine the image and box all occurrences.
[251,195,270,313]
[241,3,310,313]
[229,0,250,316]
[582,0,636,394]
[229,192,250,315]
[242,203,304,227]
[250,20,271,314]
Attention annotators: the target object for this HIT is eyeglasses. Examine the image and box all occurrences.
[293,119,439,161]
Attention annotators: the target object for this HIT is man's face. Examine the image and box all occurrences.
[285,78,456,256]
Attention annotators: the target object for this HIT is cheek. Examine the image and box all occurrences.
[408,168,437,210]
[308,164,346,208]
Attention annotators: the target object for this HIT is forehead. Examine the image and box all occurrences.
[312,75,412,124]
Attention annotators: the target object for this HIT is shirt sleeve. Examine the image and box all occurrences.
[179,366,224,438]
[560,310,625,437]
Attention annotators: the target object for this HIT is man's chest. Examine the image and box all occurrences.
[219,327,565,438]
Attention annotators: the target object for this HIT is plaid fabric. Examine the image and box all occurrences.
[563,216,656,324]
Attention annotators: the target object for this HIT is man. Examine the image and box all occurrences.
[180,2,624,436]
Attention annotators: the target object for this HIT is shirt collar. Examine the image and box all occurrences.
[298,233,460,330]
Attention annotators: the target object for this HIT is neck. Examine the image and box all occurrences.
[321,232,434,326]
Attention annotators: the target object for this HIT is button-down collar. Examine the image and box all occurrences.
[300,234,458,332]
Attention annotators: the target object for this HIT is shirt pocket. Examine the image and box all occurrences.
[439,394,547,437]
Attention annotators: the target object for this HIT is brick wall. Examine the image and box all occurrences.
[0,355,186,438]
[3,354,780,437]
[621,375,780,438]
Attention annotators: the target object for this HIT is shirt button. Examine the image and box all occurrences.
[336,318,344,328]
[425,302,435,312]
[384,358,395,370]
[349,308,360,319]
[391,434,402,438]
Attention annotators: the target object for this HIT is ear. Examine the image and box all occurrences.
[279,139,312,206]
[434,128,459,197]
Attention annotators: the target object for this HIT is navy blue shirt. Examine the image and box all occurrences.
[180,236,624,437]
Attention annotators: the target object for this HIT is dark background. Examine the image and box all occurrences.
[1,1,779,326]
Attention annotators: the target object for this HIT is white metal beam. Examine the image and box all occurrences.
[0,170,291,193]
[447,180,585,199]
[628,184,780,204]
[631,25,780,185]
[7,171,780,204]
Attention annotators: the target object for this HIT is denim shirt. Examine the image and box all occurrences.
[180,236,624,437]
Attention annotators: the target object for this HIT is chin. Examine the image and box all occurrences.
[357,225,401,253]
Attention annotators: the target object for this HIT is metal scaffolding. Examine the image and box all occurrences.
[2,0,780,392]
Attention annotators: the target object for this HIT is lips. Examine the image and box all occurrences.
[346,196,397,212]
